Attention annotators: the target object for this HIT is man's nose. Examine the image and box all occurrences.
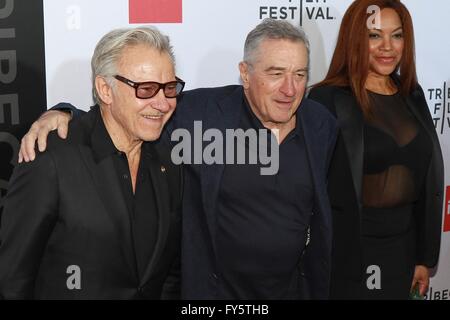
[279,75,296,96]
[150,89,172,112]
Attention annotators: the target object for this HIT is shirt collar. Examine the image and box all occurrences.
[90,105,122,163]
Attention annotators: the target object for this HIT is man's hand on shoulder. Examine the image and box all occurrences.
[19,110,71,163]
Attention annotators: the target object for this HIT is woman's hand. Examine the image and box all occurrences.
[411,265,430,297]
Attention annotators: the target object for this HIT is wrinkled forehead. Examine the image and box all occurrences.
[252,38,309,67]
[117,45,175,75]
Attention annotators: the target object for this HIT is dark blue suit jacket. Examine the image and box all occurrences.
[169,85,338,299]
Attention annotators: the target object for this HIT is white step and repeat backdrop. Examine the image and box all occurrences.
[43,0,450,299]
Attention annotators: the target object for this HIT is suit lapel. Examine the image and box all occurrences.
[200,87,243,254]
[140,144,171,286]
[78,146,138,279]
[300,101,331,226]
[334,91,364,214]
[404,93,438,143]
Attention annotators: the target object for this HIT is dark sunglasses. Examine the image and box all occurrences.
[114,75,185,99]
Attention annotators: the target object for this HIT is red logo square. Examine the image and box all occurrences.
[129,0,182,24]
[444,186,450,232]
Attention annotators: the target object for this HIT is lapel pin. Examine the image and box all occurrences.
[160,165,166,173]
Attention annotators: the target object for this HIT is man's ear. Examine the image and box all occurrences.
[95,76,113,105]
[239,61,250,89]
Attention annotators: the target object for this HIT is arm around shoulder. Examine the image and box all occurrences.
[51,102,86,118]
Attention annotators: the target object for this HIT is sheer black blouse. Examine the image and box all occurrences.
[362,91,432,208]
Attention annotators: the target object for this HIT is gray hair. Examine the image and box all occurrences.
[91,26,175,105]
[243,18,310,69]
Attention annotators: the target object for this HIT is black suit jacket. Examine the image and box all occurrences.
[308,85,444,296]
[0,106,182,299]
[169,85,338,299]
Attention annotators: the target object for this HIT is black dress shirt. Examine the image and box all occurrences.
[91,113,159,279]
[216,97,314,299]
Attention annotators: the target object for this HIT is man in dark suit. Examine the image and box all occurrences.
[172,19,337,299]
[0,27,183,299]
[18,19,337,299]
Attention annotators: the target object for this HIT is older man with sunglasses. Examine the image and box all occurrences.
[0,26,184,299]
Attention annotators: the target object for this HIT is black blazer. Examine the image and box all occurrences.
[0,106,182,299]
[308,85,444,291]
[169,85,338,299]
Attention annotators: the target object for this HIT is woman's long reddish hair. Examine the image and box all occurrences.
[313,0,418,115]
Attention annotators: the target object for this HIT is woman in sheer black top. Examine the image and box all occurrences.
[309,0,444,299]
